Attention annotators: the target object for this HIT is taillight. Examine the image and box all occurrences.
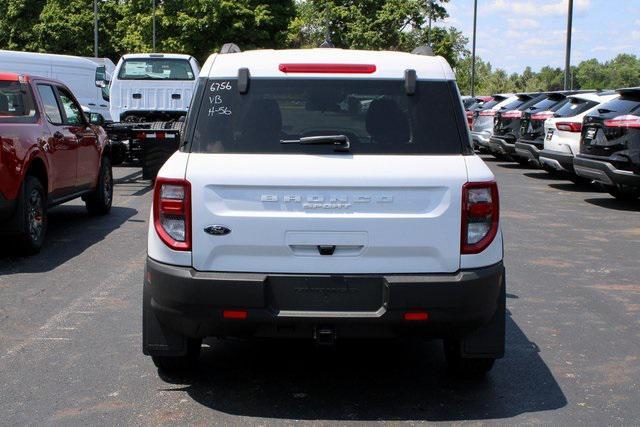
[501,110,522,119]
[603,115,640,129]
[556,122,582,132]
[278,63,376,74]
[479,110,496,117]
[531,111,554,121]
[461,182,499,255]
[153,178,191,251]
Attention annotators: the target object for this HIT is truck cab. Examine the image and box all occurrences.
[109,53,200,123]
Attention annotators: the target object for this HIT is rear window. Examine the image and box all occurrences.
[0,81,36,123]
[118,58,194,80]
[478,99,499,110]
[554,98,597,117]
[593,94,640,115]
[190,79,464,155]
[527,96,565,112]
[500,96,530,111]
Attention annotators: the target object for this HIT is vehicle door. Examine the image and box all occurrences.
[35,83,77,199]
[54,85,100,190]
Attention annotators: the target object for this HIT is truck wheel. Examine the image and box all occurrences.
[607,185,640,201]
[151,338,202,374]
[143,143,177,181]
[14,176,48,255]
[85,157,113,215]
[443,340,496,377]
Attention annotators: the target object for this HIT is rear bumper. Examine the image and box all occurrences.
[489,136,516,155]
[539,149,575,172]
[144,257,505,340]
[574,156,640,187]
[470,131,491,149]
[514,140,542,162]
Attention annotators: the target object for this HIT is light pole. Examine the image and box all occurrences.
[471,0,478,96]
[564,0,573,90]
[152,0,156,51]
[94,0,98,57]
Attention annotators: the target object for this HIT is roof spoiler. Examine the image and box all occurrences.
[411,45,434,56]
[220,43,241,54]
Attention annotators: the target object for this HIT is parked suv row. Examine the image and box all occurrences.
[471,86,640,201]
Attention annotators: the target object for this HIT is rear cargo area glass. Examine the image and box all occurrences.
[190,79,464,154]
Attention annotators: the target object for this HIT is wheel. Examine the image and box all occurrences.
[85,157,113,215]
[142,141,178,180]
[14,176,48,255]
[607,185,640,201]
[151,338,202,374]
[443,339,496,377]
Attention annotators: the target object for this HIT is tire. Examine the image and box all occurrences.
[443,339,496,377]
[14,176,48,255]
[142,142,178,181]
[607,185,640,201]
[151,338,202,374]
[85,157,113,215]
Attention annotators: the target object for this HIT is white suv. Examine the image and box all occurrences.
[539,92,619,174]
[143,48,505,376]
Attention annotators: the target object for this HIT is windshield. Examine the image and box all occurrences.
[189,78,465,155]
[0,81,36,122]
[118,58,194,81]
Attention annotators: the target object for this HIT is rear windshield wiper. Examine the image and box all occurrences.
[280,135,351,152]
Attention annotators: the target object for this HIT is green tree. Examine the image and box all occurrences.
[0,0,46,50]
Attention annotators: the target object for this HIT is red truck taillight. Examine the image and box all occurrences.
[153,178,191,251]
[461,181,499,254]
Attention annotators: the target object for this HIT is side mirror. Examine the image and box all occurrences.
[89,112,105,126]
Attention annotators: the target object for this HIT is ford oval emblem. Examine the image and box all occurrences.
[204,225,231,236]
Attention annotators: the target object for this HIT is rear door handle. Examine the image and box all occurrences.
[132,93,142,99]
[171,94,181,99]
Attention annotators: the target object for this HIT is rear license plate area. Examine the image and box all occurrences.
[546,130,554,141]
[267,276,386,313]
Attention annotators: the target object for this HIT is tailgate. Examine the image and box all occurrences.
[187,154,467,274]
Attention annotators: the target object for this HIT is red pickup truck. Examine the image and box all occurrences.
[0,73,113,254]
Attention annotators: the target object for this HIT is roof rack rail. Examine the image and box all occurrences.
[220,43,241,54]
[411,45,434,56]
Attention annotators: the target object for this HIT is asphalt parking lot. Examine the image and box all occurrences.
[1,156,639,425]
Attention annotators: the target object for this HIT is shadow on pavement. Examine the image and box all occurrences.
[171,313,567,422]
[584,197,640,212]
[548,182,604,193]
[0,205,137,275]
[523,172,565,181]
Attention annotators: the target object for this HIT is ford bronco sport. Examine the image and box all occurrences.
[143,48,506,377]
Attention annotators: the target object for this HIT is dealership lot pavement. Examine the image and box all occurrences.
[1,157,639,425]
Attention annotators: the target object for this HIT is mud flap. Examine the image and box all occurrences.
[142,282,189,357]
[459,269,506,358]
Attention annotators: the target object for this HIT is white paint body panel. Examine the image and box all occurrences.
[109,54,200,122]
[0,49,111,120]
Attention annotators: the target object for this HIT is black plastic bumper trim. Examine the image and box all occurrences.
[574,156,640,187]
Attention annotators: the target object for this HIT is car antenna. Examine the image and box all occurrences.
[411,45,435,56]
[219,43,241,54]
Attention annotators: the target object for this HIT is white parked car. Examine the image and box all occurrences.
[0,50,112,120]
[538,92,619,174]
[143,47,505,377]
[109,53,200,122]
[470,93,517,150]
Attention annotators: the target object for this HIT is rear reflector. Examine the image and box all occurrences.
[604,114,640,129]
[278,63,376,74]
[223,310,247,320]
[404,312,429,321]
[461,181,499,255]
[556,122,582,132]
[153,178,191,251]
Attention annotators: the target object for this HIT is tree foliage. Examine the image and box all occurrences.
[456,54,640,95]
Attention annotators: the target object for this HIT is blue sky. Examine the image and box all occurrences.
[438,0,640,73]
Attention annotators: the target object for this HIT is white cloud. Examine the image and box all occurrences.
[507,18,540,29]
[632,30,640,40]
[483,0,591,17]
